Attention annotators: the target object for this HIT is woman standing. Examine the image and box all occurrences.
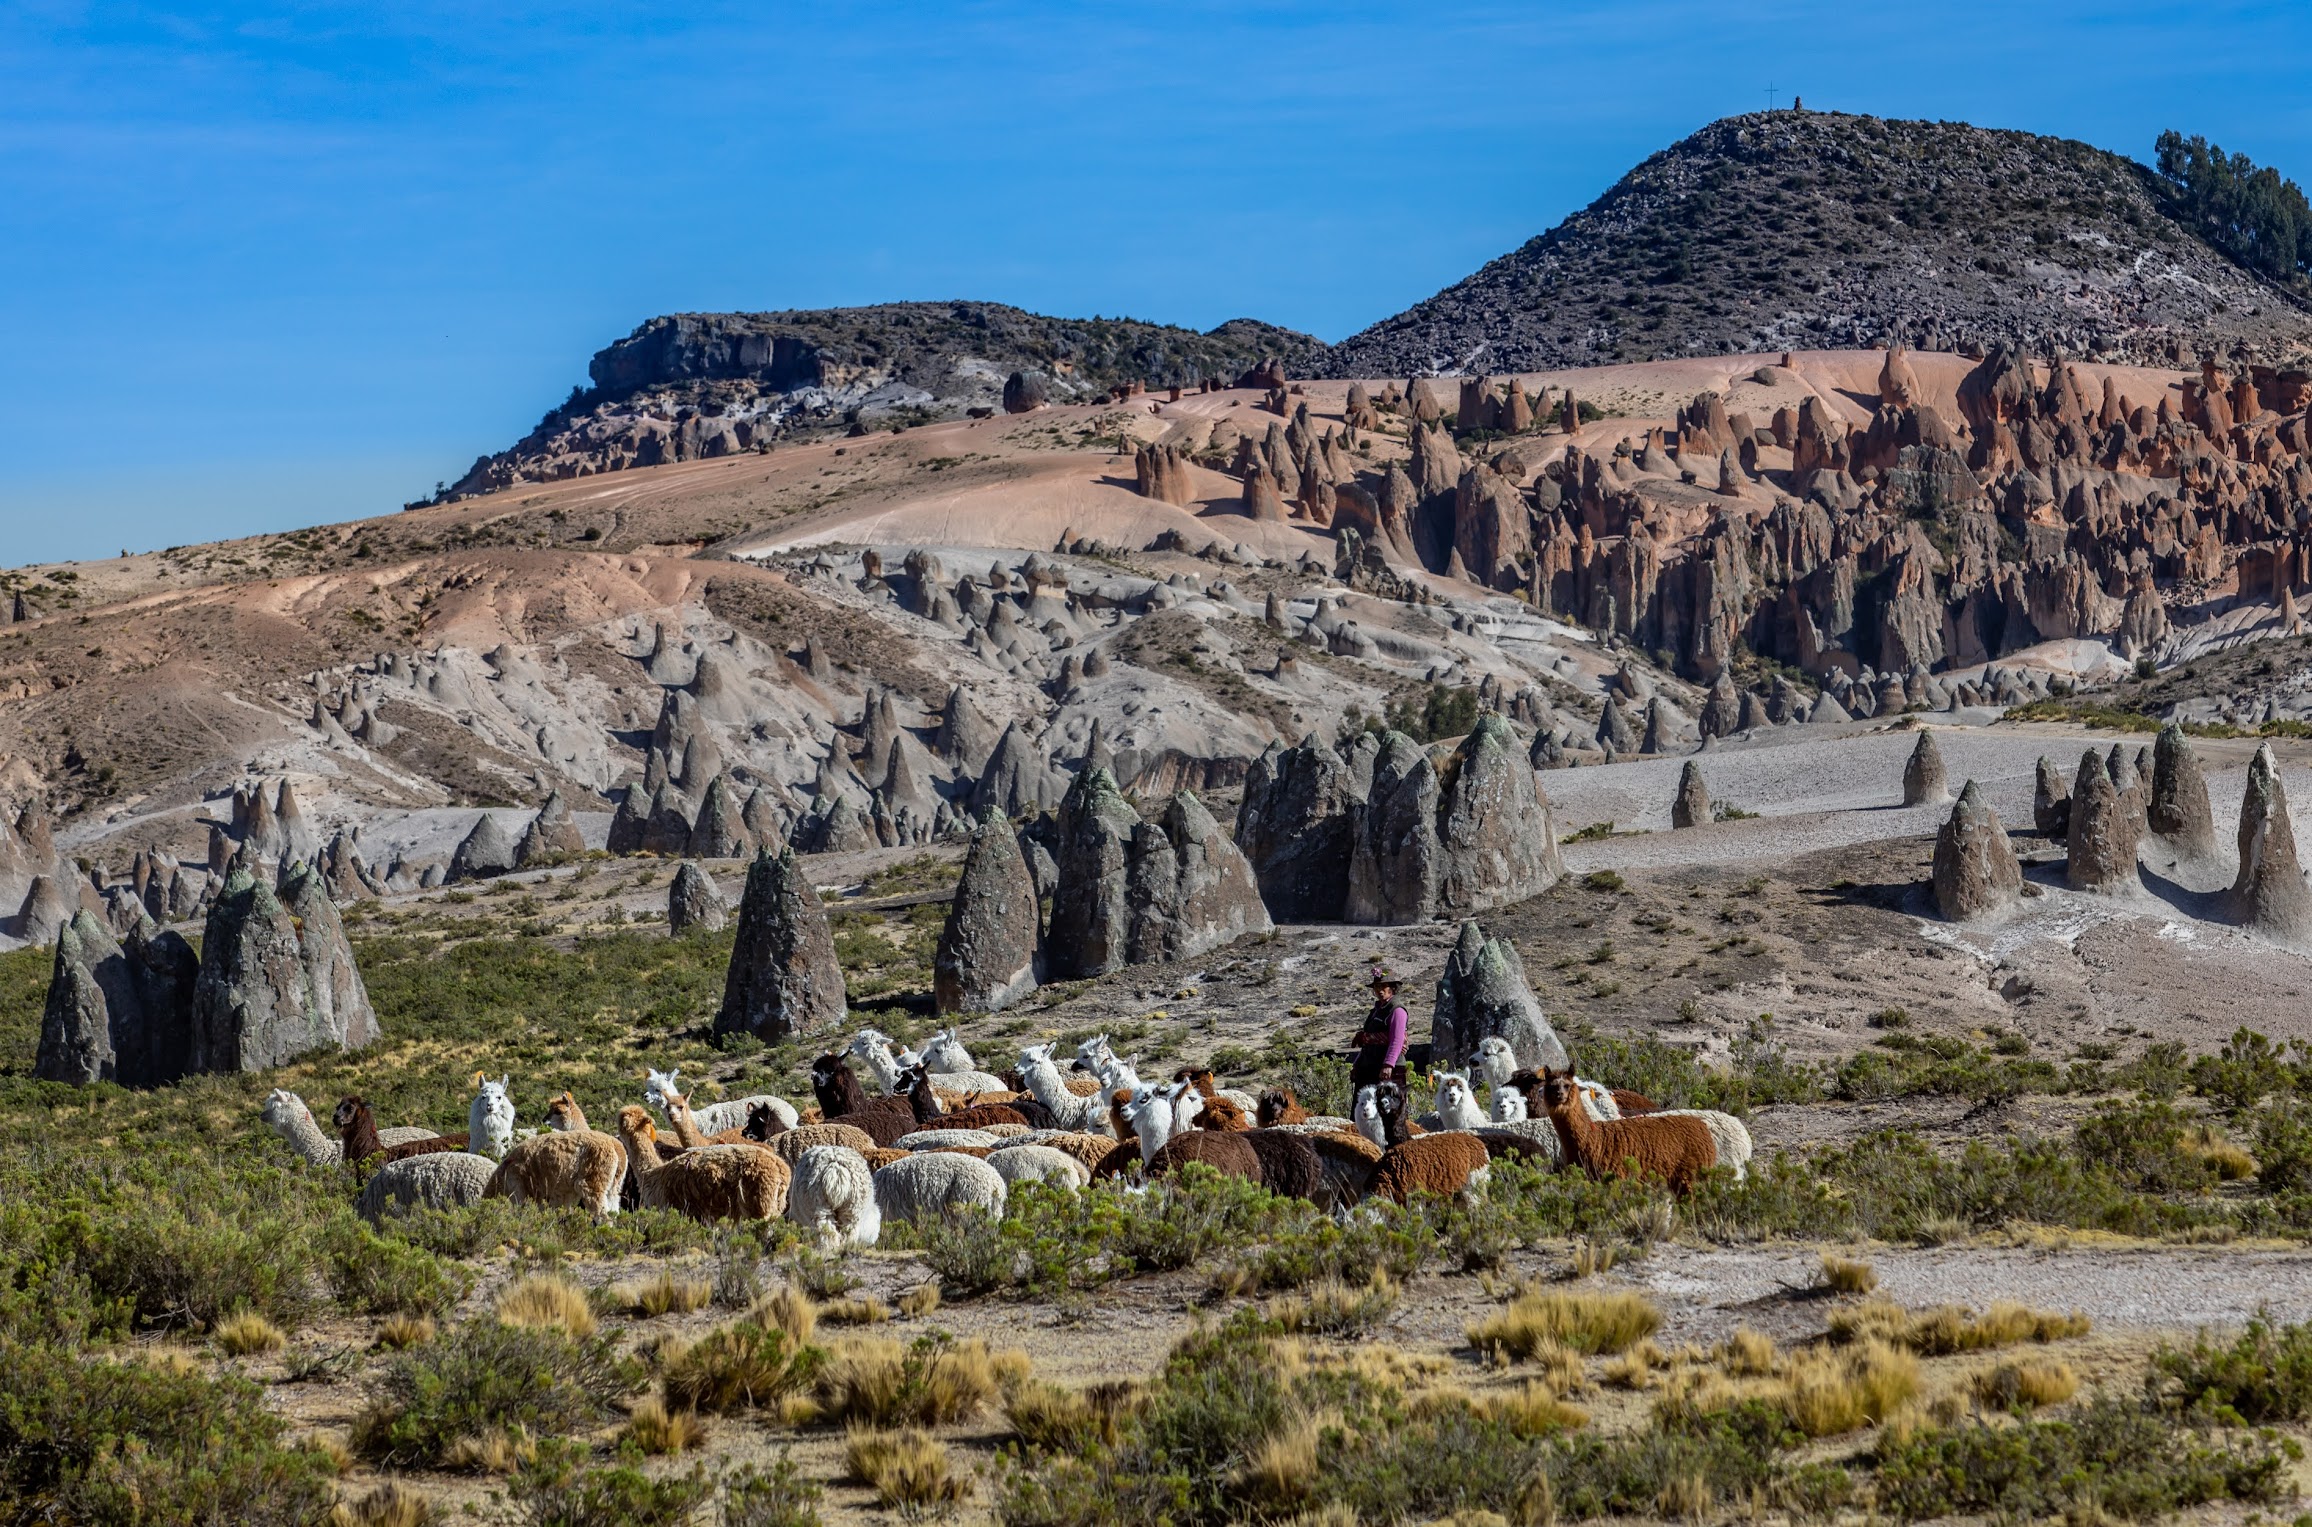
[1349,966,1408,1089]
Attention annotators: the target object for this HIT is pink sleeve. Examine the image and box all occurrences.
[1382,1005,1408,1068]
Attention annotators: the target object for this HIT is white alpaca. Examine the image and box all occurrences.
[895,1128,1002,1151]
[261,1089,436,1164]
[1490,1088,1529,1124]
[1122,1085,1177,1164]
[872,1152,1007,1226]
[987,1143,1089,1190]
[1472,1036,1620,1121]
[1433,1072,1489,1132]
[786,1145,881,1250]
[1351,1085,1387,1150]
[846,1032,907,1096]
[919,1029,1007,1093]
[468,1074,517,1161]
[1167,1078,1206,1133]
[1015,1043,1111,1134]
[643,1065,796,1135]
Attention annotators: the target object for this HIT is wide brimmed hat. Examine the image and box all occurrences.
[1368,966,1399,987]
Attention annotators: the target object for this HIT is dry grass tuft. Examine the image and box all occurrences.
[1817,1252,1878,1294]
[1601,1339,1667,1391]
[1660,1338,1917,1439]
[662,1321,822,1414]
[1568,1236,1621,1279]
[215,1310,287,1356]
[2181,1124,2258,1181]
[1237,1410,1324,1509]
[613,1271,712,1319]
[330,1481,434,1527]
[1268,1268,1400,1336]
[1005,1378,1142,1451]
[819,1334,1020,1427]
[623,1394,708,1455]
[1973,1358,2079,1410]
[1468,1287,1661,1360]
[440,1426,538,1474]
[375,1314,435,1351]
[1715,1328,1778,1377]
[750,1284,818,1345]
[845,1426,968,1514]
[494,1274,596,1339]
[820,1296,893,1325]
[897,1283,942,1318]
[1831,1299,2090,1355]
[1480,1380,1589,1436]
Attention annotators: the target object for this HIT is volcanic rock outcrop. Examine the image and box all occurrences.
[1931,781,2022,922]
[934,813,1041,1015]
[1346,718,1562,926]
[667,862,729,935]
[716,848,847,1040]
[33,911,199,1087]
[1671,762,1710,829]
[2065,752,2140,895]
[2147,724,2218,864]
[188,866,379,1074]
[1431,920,1571,1073]
[2033,758,2072,838]
[1233,735,1363,921]
[1902,731,1949,806]
[1121,792,1272,965]
[449,812,521,882]
[2230,744,2312,944]
[516,790,588,867]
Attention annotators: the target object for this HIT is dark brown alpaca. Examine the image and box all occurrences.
[1365,1081,1489,1204]
[1255,1087,1309,1127]
[898,1062,1038,1133]
[1174,1067,1250,1131]
[808,1055,917,1148]
[1534,1068,1714,1193]
[333,1097,463,1170]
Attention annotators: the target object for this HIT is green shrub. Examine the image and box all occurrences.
[0,1340,339,1525]
[1871,1397,2291,1520]
[353,1318,640,1466]
[509,1440,707,1527]
[721,1453,826,1527]
[323,1217,468,1316]
[2151,1312,2312,1422]
[661,1320,823,1414]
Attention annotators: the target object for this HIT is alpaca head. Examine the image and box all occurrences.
[743,1100,781,1141]
[331,1095,364,1132]
[260,1089,308,1132]
[1435,1071,1481,1124]
[846,1030,895,1072]
[1075,1033,1115,1073]
[545,1092,581,1131]
[472,1074,513,1121]
[615,1104,659,1145]
[1121,1085,1174,1159]
[1166,1078,1204,1131]
[1474,1036,1518,1088]
[1490,1087,1528,1124]
[1536,1067,1582,1116]
[643,1067,682,1110]
[922,1029,973,1072]
[1351,1086,1386,1148]
[1256,1087,1300,1128]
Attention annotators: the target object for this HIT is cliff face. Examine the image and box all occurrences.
[1332,111,2312,376]
[442,303,1331,500]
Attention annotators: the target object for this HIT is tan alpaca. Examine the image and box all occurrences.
[615,1106,790,1222]
[483,1123,626,1216]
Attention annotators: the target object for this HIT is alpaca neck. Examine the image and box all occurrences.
[341,1105,382,1160]
[619,1122,665,1188]
[277,1104,337,1164]
[664,1097,709,1147]
[1022,1059,1068,1110]
[856,1043,901,1094]
[904,1077,944,1124]
[1544,1096,1598,1163]
[1131,1101,1174,1162]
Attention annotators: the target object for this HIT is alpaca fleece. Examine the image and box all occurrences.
[1369,1132,1493,1203]
[1544,1090,1715,1193]
[872,1151,1007,1224]
[810,1056,919,1147]
[618,1107,790,1221]
[988,1143,1089,1188]
[1256,1087,1309,1127]
[770,1122,879,1163]
[485,1129,626,1216]
[357,1151,495,1222]
[336,1097,467,1167]
[1237,1129,1324,1200]
[1147,1129,1263,1186]
[787,1144,880,1250]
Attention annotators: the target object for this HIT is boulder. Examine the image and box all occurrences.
[688,774,756,859]
[1698,675,1741,738]
[189,867,377,1073]
[934,813,1041,1014]
[715,848,847,1040]
[1345,732,1440,925]
[1233,736,1363,921]
[2065,752,2139,894]
[1901,731,1949,806]
[1931,781,2022,921]
[2230,743,2312,944]
[2147,724,2218,863]
[1002,371,1049,413]
[1672,761,1711,829]
[448,811,521,881]
[14,874,75,946]
[1432,920,1571,1073]
[2033,757,2072,838]
[516,790,588,866]
[667,861,728,935]
[1595,697,1637,755]
[1434,715,1562,913]
[1124,792,1272,965]
[641,784,696,856]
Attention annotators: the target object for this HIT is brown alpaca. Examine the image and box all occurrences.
[767,1122,879,1164]
[861,1146,910,1170]
[615,1106,790,1221]
[334,1097,464,1168]
[897,1063,1033,1133]
[1175,1068,1251,1131]
[808,1055,916,1147]
[1535,1068,1714,1193]
[1611,1090,1660,1116]
[1256,1087,1309,1127]
[661,1093,763,1149]
[484,1128,626,1216]
[1089,1139,1141,1181]
[1365,1082,1491,1205]
[1148,1129,1264,1186]
[741,1101,788,1142]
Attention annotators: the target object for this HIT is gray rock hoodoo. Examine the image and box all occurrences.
[1431,920,1571,1073]
[935,813,1042,1014]
[2065,752,2139,895]
[1122,792,1273,965]
[1672,761,1710,828]
[2033,757,2071,838]
[34,911,198,1087]
[449,811,520,881]
[2230,744,2312,944]
[1902,731,1949,806]
[1931,781,2022,922]
[188,867,379,1074]
[716,848,847,1040]
[668,862,729,935]
[2147,724,2218,864]
[1233,736,1361,921]
[515,791,587,866]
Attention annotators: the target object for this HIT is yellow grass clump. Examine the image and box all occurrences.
[661,1320,822,1414]
[897,1282,942,1318]
[215,1310,287,1356]
[820,1295,893,1325]
[494,1274,597,1339]
[330,1481,435,1527]
[750,1284,818,1345]
[1715,1328,1778,1376]
[623,1394,708,1455]
[1006,1378,1142,1451]
[1467,1288,1662,1360]
[1601,1339,1667,1391]
[614,1271,712,1318]
[1237,1410,1325,1509]
[1973,1358,2080,1410]
[818,1334,1025,1426]
[1830,1299,2090,1355]
[1661,1338,1918,1439]
[375,1314,435,1350]
[845,1426,968,1512]
[2181,1124,2258,1182]
[441,1425,538,1474]
[1818,1253,1878,1294]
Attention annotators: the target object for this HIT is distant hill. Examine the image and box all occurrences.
[441,303,1330,499]
[1330,110,2312,376]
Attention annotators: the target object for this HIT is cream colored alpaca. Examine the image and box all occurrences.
[615,1106,790,1222]
[483,1125,626,1216]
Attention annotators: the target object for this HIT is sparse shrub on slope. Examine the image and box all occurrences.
[352,1319,639,1466]
[2150,1312,2312,1423]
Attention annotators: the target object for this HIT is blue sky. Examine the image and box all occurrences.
[4,2,2310,566]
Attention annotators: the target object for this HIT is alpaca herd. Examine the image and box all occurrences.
[258,1020,1753,1257]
